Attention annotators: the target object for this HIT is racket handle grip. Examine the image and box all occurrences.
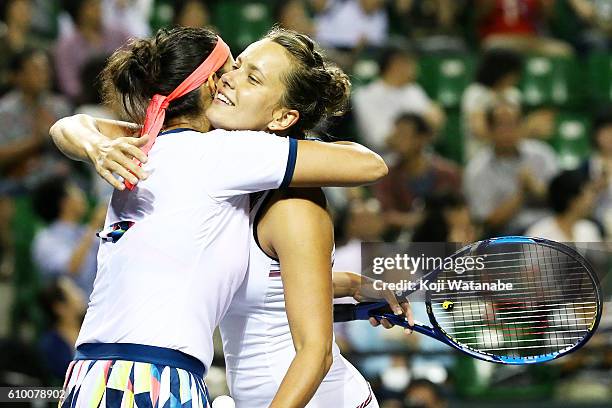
[333,301,389,322]
[333,304,357,322]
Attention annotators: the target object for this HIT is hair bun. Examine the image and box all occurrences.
[113,37,161,95]
[132,38,162,78]
[103,36,163,121]
[264,27,353,137]
[322,64,351,117]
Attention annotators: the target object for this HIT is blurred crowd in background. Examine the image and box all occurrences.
[0,0,611,407]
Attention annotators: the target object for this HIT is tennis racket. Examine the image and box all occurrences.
[334,236,603,365]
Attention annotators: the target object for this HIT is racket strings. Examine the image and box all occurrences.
[430,243,598,360]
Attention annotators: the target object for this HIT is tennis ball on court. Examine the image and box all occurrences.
[212,395,236,408]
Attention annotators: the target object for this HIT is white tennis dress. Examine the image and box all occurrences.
[220,192,378,408]
[77,129,297,372]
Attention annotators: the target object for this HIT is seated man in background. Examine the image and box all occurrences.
[464,102,559,235]
[526,169,602,242]
[353,46,445,154]
[374,113,460,236]
[31,176,105,298]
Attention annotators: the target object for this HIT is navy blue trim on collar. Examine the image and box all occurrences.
[159,127,196,136]
[280,138,298,189]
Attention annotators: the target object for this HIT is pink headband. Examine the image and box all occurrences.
[125,36,231,190]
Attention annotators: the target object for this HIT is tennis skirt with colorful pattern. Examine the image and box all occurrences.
[60,343,209,408]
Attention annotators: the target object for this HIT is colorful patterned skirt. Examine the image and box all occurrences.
[60,343,209,408]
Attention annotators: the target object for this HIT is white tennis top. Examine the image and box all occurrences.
[76,128,297,372]
[220,192,374,408]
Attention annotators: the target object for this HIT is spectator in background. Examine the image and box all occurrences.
[464,102,559,235]
[333,192,386,273]
[373,113,460,234]
[75,55,118,202]
[75,55,114,117]
[412,192,476,244]
[331,190,388,363]
[308,0,332,14]
[31,176,105,298]
[390,0,468,53]
[0,0,41,95]
[569,0,612,51]
[274,0,315,36]
[409,192,474,375]
[38,277,86,382]
[172,0,210,28]
[476,0,573,57]
[380,400,403,408]
[29,0,61,40]
[353,46,445,153]
[580,108,612,237]
[331,192,413,380]
[314,0,388,49]
[55,0,129,100]
[102,0,151,38]
[462,48,523,159]
[462,48,555,160]
[0,48,71,183]
[526,170,601,241]
[0,195,14,338]
[404,379,448,408]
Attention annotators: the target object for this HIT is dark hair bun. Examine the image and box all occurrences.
[113,38,161,97]
[101,27,218,123]
[322,64,351,117]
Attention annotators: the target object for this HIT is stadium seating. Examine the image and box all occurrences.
[587,53,612,105]
[11,198,43,336]
[213,1,273,52]
[520,56,583,108]
[419,55,475,109]
[434,110,464,165]
[351,57,380,88]
[548,111,592,169]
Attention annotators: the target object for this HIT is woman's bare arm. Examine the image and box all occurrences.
[291,140,388,187]
[49,114,148,189]
[50,114,140,159]
[260,189,334,408]
[332,271,414,331]
[50,114,388,190]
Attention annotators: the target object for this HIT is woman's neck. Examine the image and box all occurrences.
[164,115,211,133]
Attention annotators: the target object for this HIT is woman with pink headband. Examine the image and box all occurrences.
[52,27,387,408]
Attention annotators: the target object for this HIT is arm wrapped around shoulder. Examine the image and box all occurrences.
[292,140,388,187]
